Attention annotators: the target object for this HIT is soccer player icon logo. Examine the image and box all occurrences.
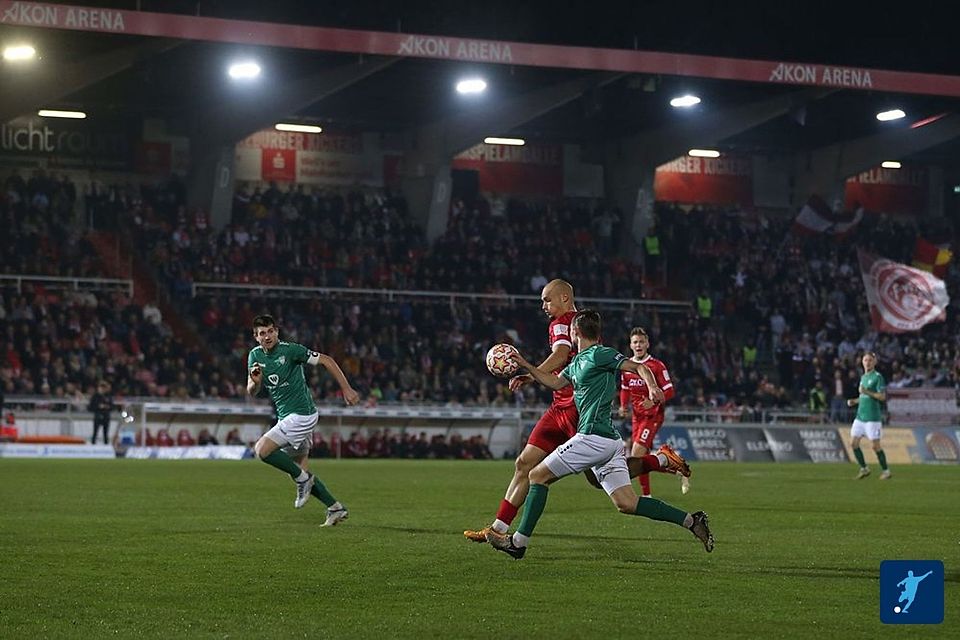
[895,570,933,614]
[880,560,944,624]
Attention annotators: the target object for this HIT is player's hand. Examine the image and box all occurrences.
[508,373,533,391]
[649,387,664,404]
[847,398,857,407]
[641,398,656,410]
[342,386,360,406]
[858,385,866,394]
[249,364,262,381]
[618,405,629,418]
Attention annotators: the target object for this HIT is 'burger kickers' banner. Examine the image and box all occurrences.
[858,250,949,333]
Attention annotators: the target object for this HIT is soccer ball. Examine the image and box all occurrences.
[486,343,520,378]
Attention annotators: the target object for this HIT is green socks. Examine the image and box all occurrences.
[853,447,867,468]
[516,484,549,537]
[261,449,304,479]
[633,496,688,526]
[311,477,337,507]
[876,449,888,471]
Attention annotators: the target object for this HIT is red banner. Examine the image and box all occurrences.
[452,143,563,195]
[844,166,928,215]
[653,155,753,205]
[858,250,949,333]
[134,141,171,175]
[5,1,960,96]
[261,149,295,182]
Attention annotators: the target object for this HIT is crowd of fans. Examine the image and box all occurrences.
[652,203,960,413]
[3,167,960,421]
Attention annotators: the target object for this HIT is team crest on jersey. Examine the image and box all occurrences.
[268,374,280,386]
[277,355,286,365]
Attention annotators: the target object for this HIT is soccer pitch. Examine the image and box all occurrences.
[1,459,956,638]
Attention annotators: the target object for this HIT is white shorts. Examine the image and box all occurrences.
[851,419,882,441]
[264,412,319,458]
[543,433,631,495]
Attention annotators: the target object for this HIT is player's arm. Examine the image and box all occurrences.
[509,343,571,391]
[307,350,360,405]
[247,362,262,397]
[846,396,859,407]
[659,367,676,403]
[512,352,571,391]
[618,383,631,418]
[858,385,886,402]
[619,360,664,403]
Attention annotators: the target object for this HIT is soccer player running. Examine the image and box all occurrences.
[846,351,891,479]
[618,327,689,496]
[247,314,361,525]
[485,310,714,559]
[464,279,581,543]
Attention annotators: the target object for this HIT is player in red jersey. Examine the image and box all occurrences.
[464,279,580,543]
[619,326,689,496]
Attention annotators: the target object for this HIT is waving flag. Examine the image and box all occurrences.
[792,195,863,237]
[858,250,949,333]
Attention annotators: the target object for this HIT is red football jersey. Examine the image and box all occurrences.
[620,355,674,422]
[548,310,578,406]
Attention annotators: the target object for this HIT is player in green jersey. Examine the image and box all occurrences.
[485,310,714,559]
[846,351,890,479]
[247,314,360,525]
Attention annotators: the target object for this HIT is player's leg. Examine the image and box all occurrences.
[465,405,570,542]
[487,433,600,558]
[630,422,654,496]
[599,456,713,552]
[255,415,321,505]
[870,423,890,478]
[850,421,870,478]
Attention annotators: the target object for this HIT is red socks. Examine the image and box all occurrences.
[496,499,519,525]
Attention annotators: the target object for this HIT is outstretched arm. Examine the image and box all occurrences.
[512,352,571,391]
[308,351,360,405]
[619,360,664,403]
[509,343,571,392]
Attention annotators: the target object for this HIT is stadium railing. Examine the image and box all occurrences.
[0,274,134,296]
[4,397,524,458]
[190,282,693,313]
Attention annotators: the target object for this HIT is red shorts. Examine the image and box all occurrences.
[631,417,664,449]
[527,402,579,453]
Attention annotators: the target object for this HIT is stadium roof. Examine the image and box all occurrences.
[2,0,959,163]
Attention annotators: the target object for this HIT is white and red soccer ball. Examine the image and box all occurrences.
[485,343,520,378]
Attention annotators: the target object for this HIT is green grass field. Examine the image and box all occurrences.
[0,459,957,638]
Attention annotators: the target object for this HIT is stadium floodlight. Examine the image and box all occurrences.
[38,109,86,119]
[484,137,525,146]
[275,123,322,133]
[688,148,720,158]
[228,61,261,79]
[456,78,487,94]
[876,108,905,121]
[670,95,701,108]
[881,161,902,169]
[3,44,36,61]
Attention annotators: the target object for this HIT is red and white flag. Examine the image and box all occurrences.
[792,195,863,236]
[858,250,950,333]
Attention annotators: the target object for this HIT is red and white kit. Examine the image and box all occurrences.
[526,310,579,452]
[620,355,675,448]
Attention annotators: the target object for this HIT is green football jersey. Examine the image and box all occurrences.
[560,344,627,440]
[856,370,886,422]
[248,341,316,420]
